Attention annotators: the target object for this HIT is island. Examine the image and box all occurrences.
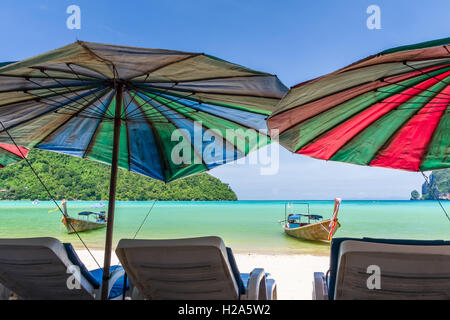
[411,169,450,200]
[0,150,237,201]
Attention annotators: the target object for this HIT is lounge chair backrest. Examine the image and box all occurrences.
[334,239,450,300]
[0,237,95,299]
[116,236,240,300]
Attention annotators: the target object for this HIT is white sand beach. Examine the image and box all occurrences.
[77,250,329,300]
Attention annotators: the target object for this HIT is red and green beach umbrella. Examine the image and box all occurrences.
[268,37,450,172]
[0,143,28,168]
[0,41,287,298]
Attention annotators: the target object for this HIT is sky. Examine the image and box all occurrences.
[0,0,449,200]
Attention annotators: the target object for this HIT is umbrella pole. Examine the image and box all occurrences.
[100,83,123,300]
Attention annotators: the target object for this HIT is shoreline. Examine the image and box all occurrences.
[70,243,331,257]
[77,249,329,300]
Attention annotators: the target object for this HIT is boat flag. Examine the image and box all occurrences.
[328,198,341,241]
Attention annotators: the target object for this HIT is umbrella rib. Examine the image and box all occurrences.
[121,88,138,118]
[0,81,101,94]
[38,88,113,119]
[0,73,100,81]
[292,75,448,155]
[131,73,269,84]
[332,80,448,164]
[127,93,170,180]
[403,61,450,86]
[0,121,102,268]
[144,90,264,155]
[444,45,450,55]
[127,89,197,122]
[137,95,210,172]
[33,89,112,148]
[24,77,105,113]
[375,90,450,101]
[122,91,165,121]
[26,76,112,118]
[134,89,245,160]
[133,89,237,129]
[0,88,109,138]
[278,73,450,140]
[121,86,179,120]
[0,86,93,111]
[65,63,110,110]
[136,85,271,116]
[380,78,450,98]
[29,65,104,81]
[125,112,131,171]
[77,41,119,79]
[420,172,450,222]
[2,89,105,118]
[138,89,265,132]
[19,87,108,118]
[274,63,450,118]
[127,54,199,81]
[38,68,110,112]
[122,82,180,119]
[65,60,111,79]
[134,83,283,100]
[125,87,195,121]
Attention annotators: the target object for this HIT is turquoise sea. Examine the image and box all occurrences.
[0,200,449,255]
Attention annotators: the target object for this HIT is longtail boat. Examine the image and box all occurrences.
[60,200,106,234]
[280,199,341,242]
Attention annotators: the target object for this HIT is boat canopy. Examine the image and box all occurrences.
[78,211,96,216]
[289,214,323,220]
[91,203,105,208]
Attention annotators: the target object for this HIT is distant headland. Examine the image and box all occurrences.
[411,169,450,200]
[0,150,237,201]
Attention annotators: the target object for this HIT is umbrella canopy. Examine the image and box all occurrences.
[0,41,287,181]
[0,41,287,299]
[0,143,28,168]
[268,37,450,172]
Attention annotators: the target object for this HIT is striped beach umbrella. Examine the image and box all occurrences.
[0,143,28,168]
[0,41,287,298]
[268,37,450,172]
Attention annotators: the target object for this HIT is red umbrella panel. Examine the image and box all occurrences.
[0,143,28,168]
[268,37,450,172]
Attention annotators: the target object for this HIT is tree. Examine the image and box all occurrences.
[421,169,450,200]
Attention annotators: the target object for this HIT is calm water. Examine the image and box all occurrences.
[0,200,449,255]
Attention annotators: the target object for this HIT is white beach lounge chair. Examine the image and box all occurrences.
[0,237,127,300]
[313,238,450,300]
[116,236,277,300]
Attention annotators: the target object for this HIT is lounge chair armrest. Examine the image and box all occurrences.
[126,282,145,300]
[313,272,328,300]
[108,267,126,300]
[266,279,277,300]
[244,268,268,300]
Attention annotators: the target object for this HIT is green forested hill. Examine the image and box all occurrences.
[0,150,237,201]
[421,169,450,200]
